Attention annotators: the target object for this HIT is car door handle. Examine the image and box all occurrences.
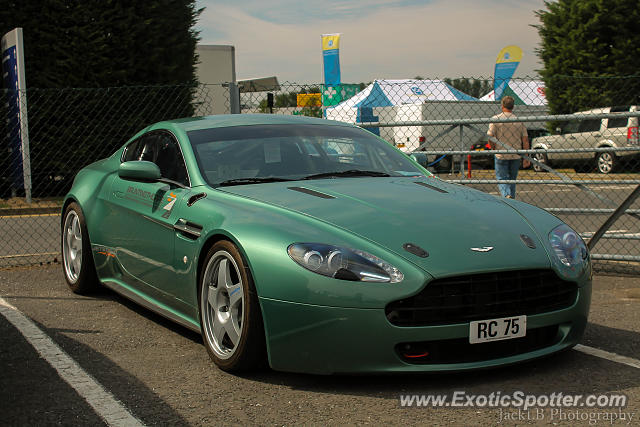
[173,218,203,239]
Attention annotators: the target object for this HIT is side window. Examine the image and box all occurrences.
[122,138,145,162]
[121,132,189,186]
[122,134,158,162]
[578,119,601,133]
[153,133,189,186]
[608,117,629,129]
[562,121,580,134]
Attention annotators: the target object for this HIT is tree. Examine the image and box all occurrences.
[0,0,201,87]
[535,0,640,114]
[0,1,202,197]
[444,78,492,98]
[275,92,298,108]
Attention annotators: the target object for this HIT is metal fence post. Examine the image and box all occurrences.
[587,184,640,251]
[228,82,240,114]
[459,124,465,177]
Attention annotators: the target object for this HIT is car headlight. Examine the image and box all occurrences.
[287,243,404,283]
[548,224,588,268]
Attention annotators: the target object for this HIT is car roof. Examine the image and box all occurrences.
[576,105,639,115]
[576,107,609,115]
[157,114,354,132]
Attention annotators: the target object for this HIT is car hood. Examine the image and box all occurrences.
[220,177,553,277]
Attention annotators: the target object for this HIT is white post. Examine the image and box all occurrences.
[459,124,465,177]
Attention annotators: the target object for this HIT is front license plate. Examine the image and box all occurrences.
[469,315,527,344]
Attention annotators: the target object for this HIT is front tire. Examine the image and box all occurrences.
[532,150,549,172]
[199,241,266,372]
[61,203,99,294]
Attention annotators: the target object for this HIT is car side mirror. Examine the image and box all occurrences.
[118,161,161,181]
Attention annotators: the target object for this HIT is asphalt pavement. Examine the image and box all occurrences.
[0,314,107,426]
[1,264,640,426]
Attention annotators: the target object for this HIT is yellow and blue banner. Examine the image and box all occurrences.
[322,33,341,86]
[493,45,522,101]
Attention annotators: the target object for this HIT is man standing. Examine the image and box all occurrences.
[487,96,530,199]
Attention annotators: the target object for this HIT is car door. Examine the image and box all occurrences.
[550,119,578,162]
[554,117,601,162]
[105,130,190,299]
[574,117,603,160]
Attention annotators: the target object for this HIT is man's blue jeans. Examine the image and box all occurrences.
[495,158,520,198]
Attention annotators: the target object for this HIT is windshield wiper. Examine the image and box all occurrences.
[218,177,293,187]
[302,169,391,180]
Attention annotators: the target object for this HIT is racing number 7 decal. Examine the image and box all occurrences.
[162,192,178,218]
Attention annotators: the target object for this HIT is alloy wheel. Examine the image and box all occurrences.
[201,250,245,360]
[597,153,613,174]
[533,151,548,172]
[63,210,82,283]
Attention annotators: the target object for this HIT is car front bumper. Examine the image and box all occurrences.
[259,281,591,374]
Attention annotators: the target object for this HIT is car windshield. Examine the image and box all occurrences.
[187,124,427,187]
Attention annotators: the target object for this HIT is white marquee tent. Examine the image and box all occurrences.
[325,79,477,125]
[480,80,547,106]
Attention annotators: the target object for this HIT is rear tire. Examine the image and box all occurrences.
[596,151,616,174]
[61,203,99,294]
[198,241,266,372]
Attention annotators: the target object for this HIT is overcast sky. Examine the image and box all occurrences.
[195,0,547,83]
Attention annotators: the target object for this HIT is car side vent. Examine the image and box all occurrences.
[288,187,335,199]
[414,181,448,193]
[187,192,207,207]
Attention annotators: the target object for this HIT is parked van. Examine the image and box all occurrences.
[531,105,639,174]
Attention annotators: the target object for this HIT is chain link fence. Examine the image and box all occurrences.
[1,84,219,265]
[2,77,639,275]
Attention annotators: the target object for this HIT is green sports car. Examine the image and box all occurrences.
[61,114,591,374]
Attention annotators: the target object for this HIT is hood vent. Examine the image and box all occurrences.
[288,187,335,199]
[414,181,448,193]
[520,234,537,249]
[403,243,429,258]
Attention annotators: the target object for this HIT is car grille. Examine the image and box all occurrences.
[396,325,561,364]
[386,269,578,327]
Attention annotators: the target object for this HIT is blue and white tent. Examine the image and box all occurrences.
[325,79,476,132]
